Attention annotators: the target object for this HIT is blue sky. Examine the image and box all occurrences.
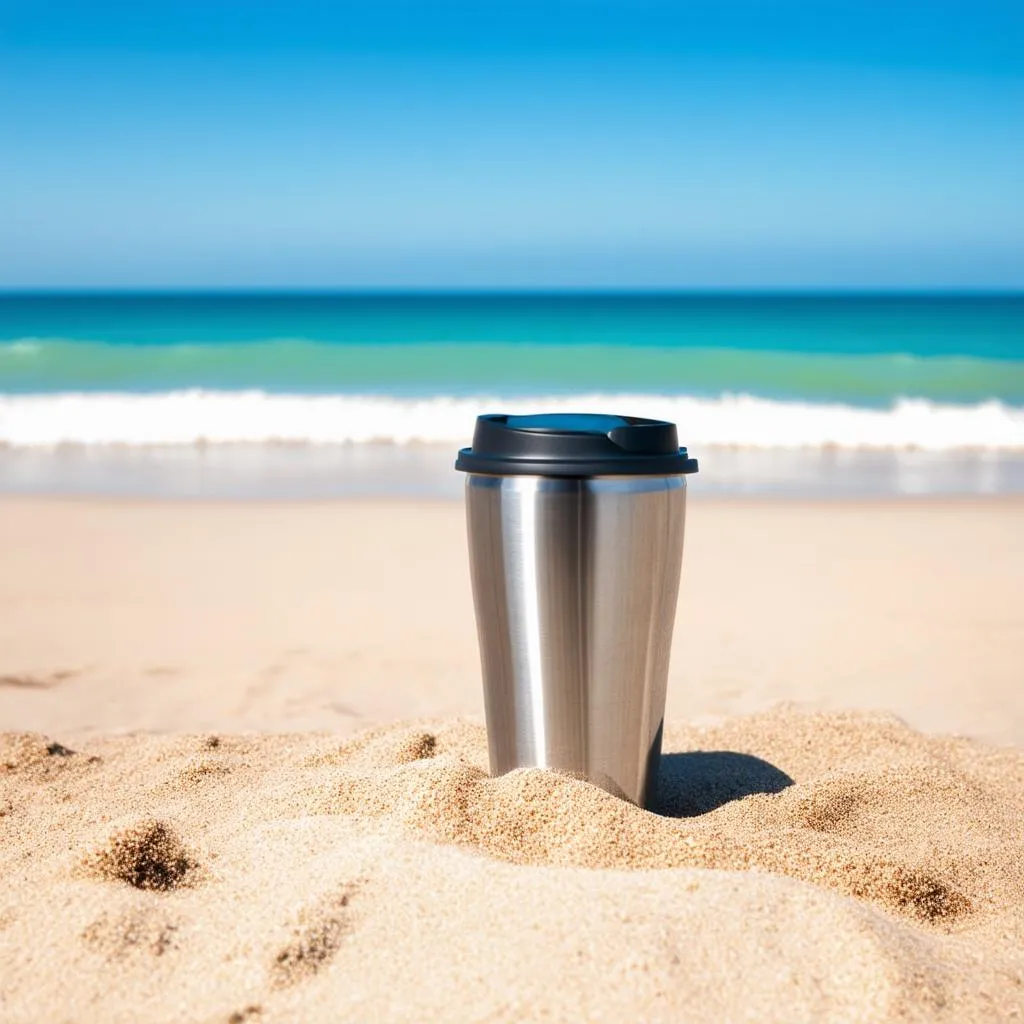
[1,1,1022,288]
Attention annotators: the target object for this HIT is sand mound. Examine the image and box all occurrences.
[0,708,1022,1021]
[2,731,87,776]
[325,713,1019,925]
[83,819,201,891]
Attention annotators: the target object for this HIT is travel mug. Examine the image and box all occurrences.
[456,413,698,806]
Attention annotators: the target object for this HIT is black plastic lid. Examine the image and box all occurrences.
[455,413,699,477]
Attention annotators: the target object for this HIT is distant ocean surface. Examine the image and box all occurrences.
[1,292,1023,448]
[1,292,1023,497]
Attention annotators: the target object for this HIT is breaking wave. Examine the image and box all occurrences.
[1,391,1023,450]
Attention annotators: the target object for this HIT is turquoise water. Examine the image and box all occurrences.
[2,292,1023,492]
[2,292,1023,405]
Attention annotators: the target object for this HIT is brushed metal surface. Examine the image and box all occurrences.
[465,473,686,806]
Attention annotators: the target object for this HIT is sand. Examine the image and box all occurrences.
[1,496,1023,744]
[1,496,1023,1021]
[2,711,1023,1022]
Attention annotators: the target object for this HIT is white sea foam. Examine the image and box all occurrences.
[0,390,1022,450]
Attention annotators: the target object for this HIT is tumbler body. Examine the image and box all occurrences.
[465,472,686,806]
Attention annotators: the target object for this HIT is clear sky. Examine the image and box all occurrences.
[1,0,1022,288]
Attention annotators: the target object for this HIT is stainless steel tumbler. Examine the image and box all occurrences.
[456,413,698,806]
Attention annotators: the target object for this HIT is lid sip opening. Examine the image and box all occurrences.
[455,412,699,478]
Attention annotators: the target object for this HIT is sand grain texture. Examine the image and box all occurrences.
[1,708,1023,1022]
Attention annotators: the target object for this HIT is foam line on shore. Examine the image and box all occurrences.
[1,390,1023,450]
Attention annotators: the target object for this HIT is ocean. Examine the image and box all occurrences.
[1,292,1023,497]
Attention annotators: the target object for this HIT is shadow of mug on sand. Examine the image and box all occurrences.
[653,751,795,817]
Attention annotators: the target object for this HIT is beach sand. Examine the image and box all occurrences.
[1,496,1023,1021]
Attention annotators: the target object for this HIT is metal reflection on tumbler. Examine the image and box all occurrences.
[456,413,697,807]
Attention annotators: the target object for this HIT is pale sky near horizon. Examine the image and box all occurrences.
[1,1,1022,288]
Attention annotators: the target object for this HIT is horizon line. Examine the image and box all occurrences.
[2,286,1024,298]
